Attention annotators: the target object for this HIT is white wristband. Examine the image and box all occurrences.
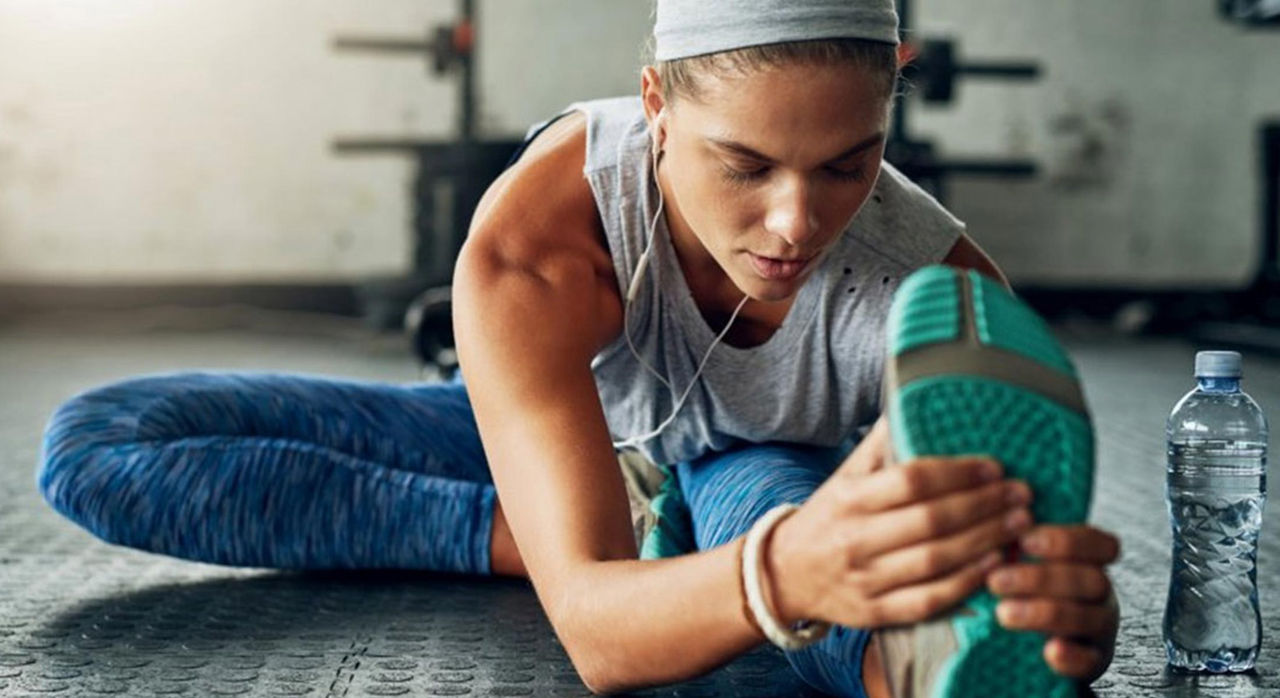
[741,503,831,651]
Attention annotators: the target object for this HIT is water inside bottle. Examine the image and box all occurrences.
[1164,439,1267,672]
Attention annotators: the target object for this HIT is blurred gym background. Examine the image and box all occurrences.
[1,3,1279,697]
[0,0,1276,366]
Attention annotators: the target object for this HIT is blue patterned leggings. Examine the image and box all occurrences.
[36,371,869,697]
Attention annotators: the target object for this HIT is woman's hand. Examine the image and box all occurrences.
[764,419,1035,629]
[987,524,1121,682]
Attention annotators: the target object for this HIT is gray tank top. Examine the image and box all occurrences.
[547,97,964,465]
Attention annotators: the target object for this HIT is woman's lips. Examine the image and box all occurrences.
[748,252,812,281]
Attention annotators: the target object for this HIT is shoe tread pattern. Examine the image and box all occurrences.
[888,266,962,355]
[886,265,1095,698]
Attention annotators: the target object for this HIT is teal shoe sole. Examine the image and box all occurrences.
[885,265,1095,698]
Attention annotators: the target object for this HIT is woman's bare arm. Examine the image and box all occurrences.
[942,232,1011,289]
[453,114,766,694]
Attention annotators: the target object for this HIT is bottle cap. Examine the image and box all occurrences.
[1195,350,1242,378]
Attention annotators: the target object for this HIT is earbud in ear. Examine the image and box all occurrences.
[652,108,668,156]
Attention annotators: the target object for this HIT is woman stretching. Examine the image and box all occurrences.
[37,1,1120,696]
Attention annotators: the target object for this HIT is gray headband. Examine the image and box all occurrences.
[653,0,900,62]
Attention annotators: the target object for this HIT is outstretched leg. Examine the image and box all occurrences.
[37,370,497,574]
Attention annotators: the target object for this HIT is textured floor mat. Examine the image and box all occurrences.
[1,312,1279,696]
[0,314,821,697]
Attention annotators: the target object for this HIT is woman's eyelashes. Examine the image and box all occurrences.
[720,163,770,185]
[718,162,867,186]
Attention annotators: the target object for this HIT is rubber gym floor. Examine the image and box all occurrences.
[0,309,1276,697]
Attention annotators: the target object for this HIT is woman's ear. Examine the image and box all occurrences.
[640,65,668,150]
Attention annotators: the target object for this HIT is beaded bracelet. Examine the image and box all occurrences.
[740,503,831,650]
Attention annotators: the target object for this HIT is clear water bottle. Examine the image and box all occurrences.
[1164,350,1268,672]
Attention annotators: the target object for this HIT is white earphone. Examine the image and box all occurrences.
[611,108,749,451]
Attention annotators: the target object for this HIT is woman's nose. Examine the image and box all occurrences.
[762,180,820,248]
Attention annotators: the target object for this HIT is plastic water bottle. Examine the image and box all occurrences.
[1163,350,1268,672]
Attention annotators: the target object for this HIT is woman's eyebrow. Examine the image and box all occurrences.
[707,132,885,165]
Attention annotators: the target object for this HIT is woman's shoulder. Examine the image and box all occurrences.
[489,96,646,238]
[462,110,624,350]
[472,111,598,250]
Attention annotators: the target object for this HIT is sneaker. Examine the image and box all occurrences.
[880,265,1095,698]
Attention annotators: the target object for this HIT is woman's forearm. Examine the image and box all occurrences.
[558,536,765,694]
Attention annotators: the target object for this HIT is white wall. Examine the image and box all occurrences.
[0,0,649,283]
[477,2,652,135]
[910,0,1280,288]
[1,1,1275,288]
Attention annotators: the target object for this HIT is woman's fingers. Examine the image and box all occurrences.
[987,562,1112,602]
[852,456,1006,512]
[1020,524,1121,564]
[855,478,1031,558]
[995,599,1114,639]
[834,417,894,478]
[866,506,1031,593]
[864,551,1002,626]
[1043,638,1104,679]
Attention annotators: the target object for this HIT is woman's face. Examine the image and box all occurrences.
[643,61,891,303]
